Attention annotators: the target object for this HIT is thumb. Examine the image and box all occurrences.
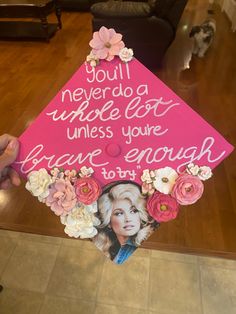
[0,139,19,171]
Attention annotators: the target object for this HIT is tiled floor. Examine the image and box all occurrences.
[0,230,236,314]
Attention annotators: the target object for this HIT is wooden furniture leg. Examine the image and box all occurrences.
[40,15,49,42]
[55,1,62,29]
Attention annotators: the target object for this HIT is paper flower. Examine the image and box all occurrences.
[142,182,155,195]
[64,169,77,182]
[79,166,94,177]
[198,166,212,181]
[50,168,60,178]
[141,169,153,184]
[60,205,100,238]
[153,167,178,194]
[45,179,77,216]
[89,26,125,61]
[119,47,134,62]
[85,201,98,213]
[26,168,53,202]
[86,51,99,67]
[186,163,200,176]
[75,177,101,205]
[147,191,180,222]
[171,173,204,205]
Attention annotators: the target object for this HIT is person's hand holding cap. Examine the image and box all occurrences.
[0,134,21,190]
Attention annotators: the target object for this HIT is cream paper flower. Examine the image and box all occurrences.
[86,51,99,67]
[141,169,153,184]
[60,204,100,239]
[153,167,178,194]
[198,166,212,181]
[186,163,200,176]
[26,169,53,202]
[119,47,134,62]
[79,166,94,177]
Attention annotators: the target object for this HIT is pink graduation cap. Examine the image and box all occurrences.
[13,27,234,264]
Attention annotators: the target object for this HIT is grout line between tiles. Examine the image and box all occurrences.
[36,239,63,313]
[147,251,152,311]
[94,257,106,306]
[43,239,63,295]
[197,257,204,314]
[35,293,46,314]
[150,250,198,264]
[95,300,148,312]
[0,234,18,281]
[198,261,236,272]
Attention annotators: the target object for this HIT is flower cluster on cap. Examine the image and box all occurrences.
[86,26,134,67]
[25,163,212,238]
[141,164,212,223]
[25,166,101,239]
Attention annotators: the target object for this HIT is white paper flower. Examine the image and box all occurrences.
[119,47,134,62]
[198,166,212,181]
[141,169,153,183]
[79,166,94,177]
[86,51,99,67]
[153,167,178,194]
[85,201,98,213]
[60,205,100,239]
[186,163,200,176]
[26,169,53,202]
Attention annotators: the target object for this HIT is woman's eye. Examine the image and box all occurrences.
[130,206,138,213]
[114,211,123,216]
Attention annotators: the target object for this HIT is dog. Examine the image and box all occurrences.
[189,20,216,57]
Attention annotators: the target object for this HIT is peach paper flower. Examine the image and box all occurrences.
[46,179,77,216]
[89,26,125,61]
[147,191,180,222]
[142,182,155,196]
[171,173,204,205]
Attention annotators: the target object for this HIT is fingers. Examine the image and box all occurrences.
[0,167,21,189]
[0,134,21,190]
[0,134,16,151]
[8,168,21,186]
[0,178,13,190]
[0,136,19,172]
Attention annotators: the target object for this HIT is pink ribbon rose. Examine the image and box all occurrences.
[75,177,101,205]
[171,173,204,205]
[147,191,180,222]
[46,179,77,216]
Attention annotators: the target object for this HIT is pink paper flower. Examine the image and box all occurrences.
[46,179,77,216]
[89,26,125,61]
[171,173,204,205]
[147,191,180,222]
[75,177,101,205]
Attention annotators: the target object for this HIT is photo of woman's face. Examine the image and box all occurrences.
[111,199,141,238]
